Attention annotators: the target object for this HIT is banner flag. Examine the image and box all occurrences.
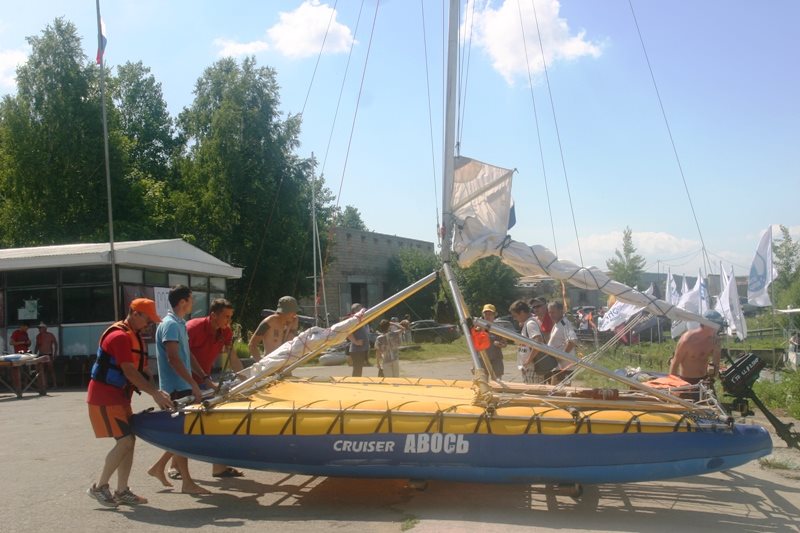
[748,226,777,306]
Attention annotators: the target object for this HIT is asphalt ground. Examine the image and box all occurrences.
[2,357,799,533]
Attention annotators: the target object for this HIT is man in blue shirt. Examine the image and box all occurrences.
[147,285,211,494]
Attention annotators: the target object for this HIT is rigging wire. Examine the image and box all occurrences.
[457,0,477,145]
[627,0,712,277]
[420,0,441,233]
[300,0,339,116]
[529,0,584,267]
[333,0,381,204]
[292,1,363,300]
[318,0,366,180]
[516,0,558,256]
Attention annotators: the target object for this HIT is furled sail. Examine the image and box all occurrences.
[451,156,719,329]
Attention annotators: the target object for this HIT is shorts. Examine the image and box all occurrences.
[88,403,133,439]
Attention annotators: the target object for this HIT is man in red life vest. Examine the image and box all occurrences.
[86,299,173,507]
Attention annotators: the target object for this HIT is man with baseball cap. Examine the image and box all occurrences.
[248,295,300,358]
[477,304,507,379]
[86,298,173,507]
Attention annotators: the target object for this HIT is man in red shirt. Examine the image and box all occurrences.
[86,299,173,507]
[179,298,244,478]
[10,323,31,353]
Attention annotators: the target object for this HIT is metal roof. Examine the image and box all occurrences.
[0,239,242,278]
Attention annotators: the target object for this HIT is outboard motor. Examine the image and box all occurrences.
[721,352,799,450]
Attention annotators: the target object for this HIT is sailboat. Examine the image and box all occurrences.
[132,0,771,486]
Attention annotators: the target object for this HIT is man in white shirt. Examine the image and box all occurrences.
[509,300,557,384]
[547,301,578,382]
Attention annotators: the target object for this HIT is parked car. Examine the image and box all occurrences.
[410,320,461,344]
[493,315,519,333]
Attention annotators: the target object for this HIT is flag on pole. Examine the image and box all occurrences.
[665,270,680,306]
[96,18,107,65]
[698,270,709,314]
[748,226,777,306]
[598,285,653,332]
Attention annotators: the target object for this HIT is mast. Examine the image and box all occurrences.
[440,0,459,262]
[96,0,119,321]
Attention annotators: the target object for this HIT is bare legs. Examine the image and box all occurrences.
[148,452,210,494]
[96,434,135,490]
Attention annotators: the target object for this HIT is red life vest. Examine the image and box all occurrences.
[90,320,147,390]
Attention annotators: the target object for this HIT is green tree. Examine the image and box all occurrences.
[457,256,520,316]
[774,225,800,310]
[173,57,318,328]
[386,248,440,319]
[0,18,123,245]
[110,61,178,239]
[774,225,799,293]
[606,226,646,287]
[338,205,368,231]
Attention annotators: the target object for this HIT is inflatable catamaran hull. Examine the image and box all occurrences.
[132,409,769,484]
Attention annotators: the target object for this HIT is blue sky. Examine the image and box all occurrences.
[1,1,797,279]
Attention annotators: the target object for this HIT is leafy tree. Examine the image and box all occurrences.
[386,248,440,319]
[457,256,520,316]
[606,226,646,287]
[0,18,124,245]
[774,225,799,293]
[109,61,178,240]
[173,57,318,328]
[338,205,368,231]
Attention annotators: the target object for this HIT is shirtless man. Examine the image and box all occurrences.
[248,296,300,358]
[669,310,724,384]
[35,323,58,357]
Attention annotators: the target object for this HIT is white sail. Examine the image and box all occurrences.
[451,164,719,329]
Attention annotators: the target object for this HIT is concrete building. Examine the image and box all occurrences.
[304,227,435,320]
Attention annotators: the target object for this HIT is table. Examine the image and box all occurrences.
[0,355,51,398]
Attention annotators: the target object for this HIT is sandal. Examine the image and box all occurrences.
[167,468,182,480]
[212,467,245,478]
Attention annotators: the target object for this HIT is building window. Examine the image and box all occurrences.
[119,268,143,284]
[144,270,168,286]
[361,235,366,242]
[168,273,189,287]
[210,277,226,292]
[6,288,58,325]
[6,269,58,287]
[191,275,209,291]
[62,266,112,285]
[62,286,114,324]
[191,292,209,319]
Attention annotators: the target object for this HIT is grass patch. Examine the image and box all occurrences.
[401,515,420,531]
[400,337,470,362]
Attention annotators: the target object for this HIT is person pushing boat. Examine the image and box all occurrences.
[248,296,299,358]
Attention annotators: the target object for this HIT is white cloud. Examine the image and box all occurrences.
[558,230,703,271]
[267,0,354,59]
[467,0,601,85]
[0,48,26,89]
[213,38,269,58]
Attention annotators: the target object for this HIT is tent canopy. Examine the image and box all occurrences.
[0,239,242,279]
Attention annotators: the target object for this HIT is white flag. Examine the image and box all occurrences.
[715,266,747,340]
[698,270,709,314]
[598,285,653,332]
[748,226,777,307]
[665,270,680,306]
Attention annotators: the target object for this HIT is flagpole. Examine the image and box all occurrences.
[96,0,119,321]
